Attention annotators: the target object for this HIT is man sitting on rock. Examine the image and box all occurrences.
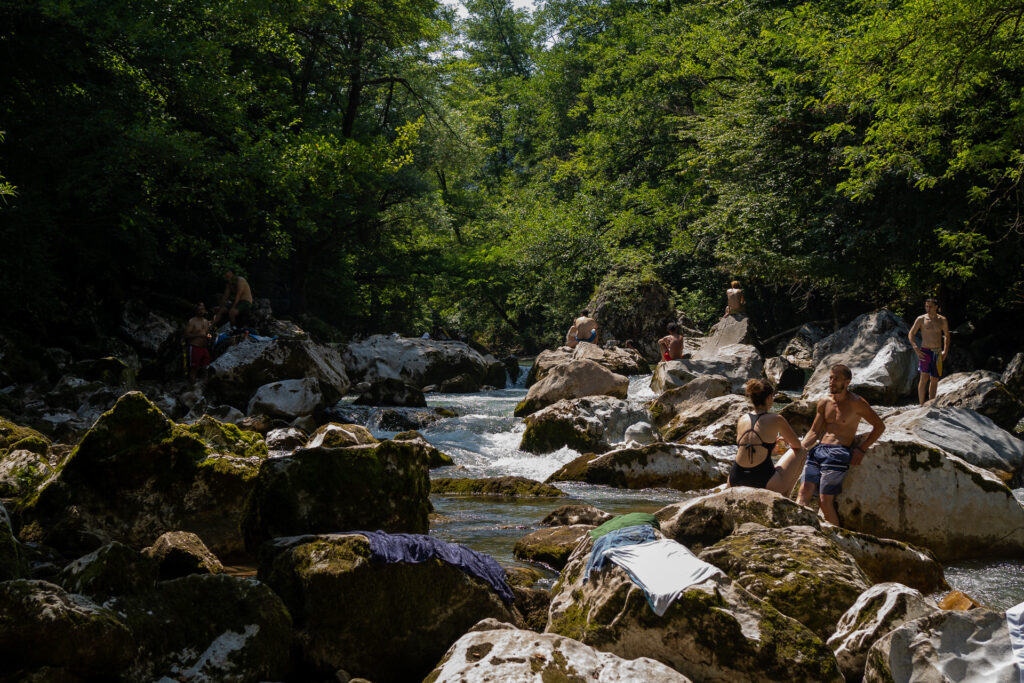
[567,311,598,349]
[725,280,745,315]
[657,322,685,361]
[796,364,885,526]
[907,297,950,404]
[212,267,253,328]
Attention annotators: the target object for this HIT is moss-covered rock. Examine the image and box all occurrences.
[504,565,546,588]
[823,526,948,594]
[698,524,871,639]
[185,415,267,458]
[540,504,614,528]
[142,531,224,580]
[513,525,592,570]
[431,476,565,497]
[305,422,378,448]
[56,542,158,600]
[0,417,49,457]
[546,443,729,492]
[390,431,453,468]
[0,501,28,581]
[258,533,516,682]
[0,449,53,499]
[242,441,431,553]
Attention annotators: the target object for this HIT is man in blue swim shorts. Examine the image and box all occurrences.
[568,310,598,348]
[797,364,885,526]
[907,297,950,404]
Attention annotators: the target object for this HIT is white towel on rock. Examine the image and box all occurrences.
[604,539,724,616]
[1007,600,1024,683]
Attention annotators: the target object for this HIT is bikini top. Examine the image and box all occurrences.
[737,412,775,464]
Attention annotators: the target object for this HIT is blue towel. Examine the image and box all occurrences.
[355,531,515,605]
[584,525,658,582]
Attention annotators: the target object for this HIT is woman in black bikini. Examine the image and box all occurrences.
[727,379,807,494]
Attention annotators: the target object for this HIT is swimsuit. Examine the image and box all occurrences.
[801,443,853,495]
[918,348,942,378]
[187,345,211,368]
[728,413,779,488]
[575,328,597,343]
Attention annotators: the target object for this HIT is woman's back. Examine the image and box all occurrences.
[735,412,780,466]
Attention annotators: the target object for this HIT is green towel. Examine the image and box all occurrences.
[589,512,660,540]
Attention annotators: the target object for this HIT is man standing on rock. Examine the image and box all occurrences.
[568,311,598,348]
[907,297,950,404]
[657,322,685,361]
[213,267,254,328]
[184,302,212,381]
[796,364,885,526]
[725,281,745,315]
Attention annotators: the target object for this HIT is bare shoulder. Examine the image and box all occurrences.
[938,314,950,327]
[850,392,878,415]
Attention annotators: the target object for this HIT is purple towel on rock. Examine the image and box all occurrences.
[355,531,515,605]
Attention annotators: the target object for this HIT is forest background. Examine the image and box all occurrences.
[1,0,1022,363]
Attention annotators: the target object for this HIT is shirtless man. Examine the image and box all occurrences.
[572,311,598,346]
[213,268,254,327]
[657,322,685,361]
[184,302,212,381]
[796,364,885,526]
[725,281,746,315]
[907,298,950,403]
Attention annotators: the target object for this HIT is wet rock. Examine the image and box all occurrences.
[827,583,939,682]
[502,356,521,383]
[624,420,656,444]
[823,526,948,594]
[259,533,516,682]
[514,360,629,418]
[520,396,648,455]
[661,394,750,444]
[648,374,731,430]
[931,370,1024,432]
[0,448,53,498]
[265,426,307,452]
[392,430,453,467]
[242,441,431,553]
[838,433,1024,560]
[436,372,481,393]
[246,376,324,419]
[656,487,821,553]
[378,406,453,431]
[698,524,870,639]
[342,335,505,390]
[1,500,28,580]
[513,525,592,570]
[803,310,917,404]
[431,476,564,497]
[426,620,692,682]
[143,531,224,579]
[56,542,158,599]
[305,422,378,448]
[504,566,546,588]
[765,356,805,391]
[354,376,427,407]
[547,442,730,491]
[541,504,613,527]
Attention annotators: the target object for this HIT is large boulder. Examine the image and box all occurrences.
[513,525,592,570]
[827,583,940,682]
[142,530,224,579]
[525,347,572,386]
[426,619,692,682]
[779,398,818,435]
[930,370,1024,432]
[546,537,843,682]
[0,416,50,456]
[208,338,350,408]
[520,396,649,455]
[18,392,265,557]
[431,476,564,497]
[698,524,871,639]
[586,275,682,362]
[259,533,517,682]
[885,405,1024,477]
[0,448,54,498]
[837,433,1024,560]
[246,376,325,419]
[648,375,731,430]
[1002,351,1024,398]
[781,323,827,369]
[764,356,805,391]
[697,313,758,352]
[864,608,1015,682]
[242,441,431,553]
[546,442,730,491]
[650,360,699,394]
[305,422,378,448]
[1,500,28,581]
[661,394,750,444]
[541,504,614,527]
[673,344,765,394]
[822,526,948,594]
[571,341,650,376]
[342,335,505,390]
[354,376,427,406]
[56,541,158,599]
[514,360,628,418]
[803,310,917,404]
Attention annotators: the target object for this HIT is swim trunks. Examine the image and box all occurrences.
[663,351,671,361]
[918,347,941,378]
[575,328,597,343]
[188,344,211,368]
[802,443,853,495]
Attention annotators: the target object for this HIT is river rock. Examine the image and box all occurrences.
[698,524,871,639]
[1002,352,1024,398]
[698,313,758,352]
[143,530,224,579]
[0,448,53,498]
[650,360,699,394]
[827,583,940,682]
[19,392,265,557]
[343,335,505,390]
[586,276,686,362]
[648,374,731,430]
[208,338,350,408]
[838,433,1024,560]
[246,376,324,419]
[931,370,1024,432]
[939,589,985,610]
[393,430,454,467]
[259,533,517,682]
[525,348,572,386]
[765,355,805,390]
[822,526,948,594]
[511,585,552,632]
[377,405,456,431]
[0,415,50,455]
[779,398,818,434]
[546,538,843,682]
[520,396,648,454]
[242,440,431,553]
[1,500,27,580]
[120,305,178,355]
[354,376,428,406]
[657,487,821,553]
[513,525,592,570]
[681,344,765,394]
[514,360,628,417]
[885,405,1024,477]
[0,579,135,680]
[661,394,750,444]
[431,476,564,497]
[803,310,917,404]
[541,504,613,527]
[864,608,1015,682]
[571,341,650,376]
[56,542,158,599]
[265,426,307,451]
[426,619,692,682]
[547,442,730,491]
[781,323,827,369]
[305,422,378,448]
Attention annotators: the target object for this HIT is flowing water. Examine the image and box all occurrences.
[366,366,1024,605]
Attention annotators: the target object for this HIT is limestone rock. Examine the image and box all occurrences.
[0,416,50,456]
[838,433,1024,560]
[342,335,505,390]
[781,324,827,369]
[265,426,307,452]
[431,476,564,497]
[676,344,765,394]
[648,374,731,430]
[939,589,985,610]
[827,583,939,682]
[514,360,629,418]
[765,355,805,391]
[1002,352,1024,398]
[541,504,613,527]
[803,310,917,404]
[524,348,573,386]
[697,313,758,352]
[121,305,179,354]
[661,394,750,444]
[184,414,267,458]
[823,526,948,594]
[657,487,821,553]
[931,370,1024,432]
[649,360,698,395]
[354,376,427,406]
[547,442,730,491]
[246,376,324,419]
[143,530,224,579]
[510,585,552,633]
[505,566,545,588]
[260,533,517,682]
[426,619,692,682]
[698,524,871,639]
[779,398,818,435]
[56,542,158,599]
[392,430,454,467]
[571,342,650,376]
[520,396,648,455]
[1,500,28,581]
[305,422,378,448]
[513,525,592,570]
[585,276,685,362]
[0,448,53,498]
[624,420,656,444]
[242,441,431,553]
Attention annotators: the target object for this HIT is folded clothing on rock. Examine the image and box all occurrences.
[355,530,515,605]
[603,539,724,617]
[589,512,660,540]
[585,525,659,582]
